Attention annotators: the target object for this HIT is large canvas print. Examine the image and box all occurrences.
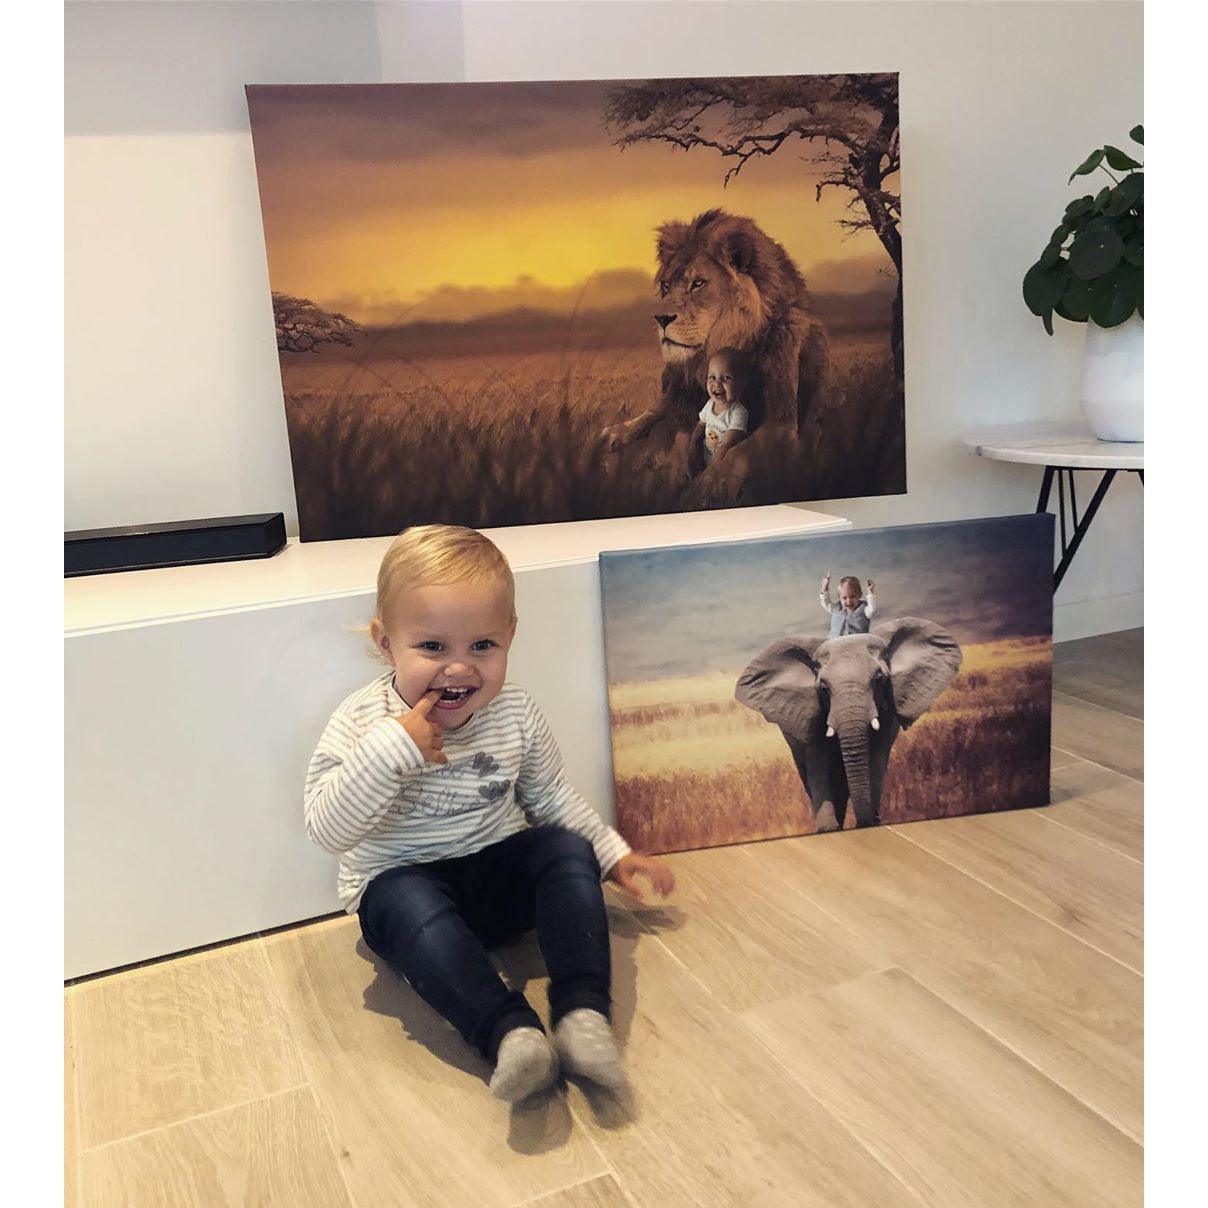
[599,515,1053,854]
[245,75,905,540]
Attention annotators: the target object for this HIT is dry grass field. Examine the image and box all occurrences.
[280,331,903,539]
[607,636,1053,853]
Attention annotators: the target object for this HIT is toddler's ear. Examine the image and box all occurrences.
[370,617,391,656]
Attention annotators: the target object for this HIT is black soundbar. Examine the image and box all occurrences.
[65,513,288,577]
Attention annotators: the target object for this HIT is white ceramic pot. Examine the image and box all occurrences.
[1080,314,1144,442]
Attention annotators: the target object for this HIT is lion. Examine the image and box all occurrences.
[604,210,829,476]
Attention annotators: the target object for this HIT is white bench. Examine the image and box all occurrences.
[65,506,849,979]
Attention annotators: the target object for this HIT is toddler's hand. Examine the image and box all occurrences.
[821,571,831,592]
[395,690,447,765]
[867,579,876,593]
[607,853,676,902]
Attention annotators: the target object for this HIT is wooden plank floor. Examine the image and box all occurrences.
[66,628,1144,1207]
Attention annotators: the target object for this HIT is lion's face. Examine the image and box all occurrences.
[654,243,765,365]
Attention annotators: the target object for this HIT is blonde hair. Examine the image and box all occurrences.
[374,525,515,628]
[838,575,862,594]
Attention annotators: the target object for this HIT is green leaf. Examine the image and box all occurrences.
[1059,276,1093,322]
[1038,243,1061,269]
[1104,145,1142,171]
[1069,148,1105,182]
[1088,266,1141,327]
[1093,185,1112,212]
[1023,261,1070,315]
[1042,310,1054,336]
[1048,223,1071,247]
[1104,173,1143,219]
[1069,217,1125,280]
[1064,196,1095,220]
[1123,235,1143,268]
[1130,124,1144,145]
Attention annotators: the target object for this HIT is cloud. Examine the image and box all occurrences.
[806,253,897,294]
[321,268,652,326]
[247,81,614,167]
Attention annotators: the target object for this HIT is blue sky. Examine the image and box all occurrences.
[599,515,1053,682]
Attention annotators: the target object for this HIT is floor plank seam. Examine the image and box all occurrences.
[1051,744,1144,786]
[79,1082,313,1156]
[306,1080,361,1208]
[886,828,1143,977]
[889,974,1144,1149]
[742,835,1145,1146]
[735,1009,931,1206]
[67,995,83,1208]
[1034,809,1144,867]
[251,937,362,1208]
[512,1172,629,1208]
[634,925,925,1203]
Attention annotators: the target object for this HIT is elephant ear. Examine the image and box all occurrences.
[875,617,963,727]
[734,636,825,740]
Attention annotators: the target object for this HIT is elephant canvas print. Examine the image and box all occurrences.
[245,75,905,540]
[599,515,1054,853]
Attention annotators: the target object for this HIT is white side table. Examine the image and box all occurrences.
[964,421,1143,591]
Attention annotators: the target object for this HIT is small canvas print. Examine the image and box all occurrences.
[245,75,905,540]
[599,515,1054,854]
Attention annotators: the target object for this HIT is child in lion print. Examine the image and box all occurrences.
[688,347,752,475]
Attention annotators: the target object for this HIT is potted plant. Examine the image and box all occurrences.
[1023,126,1144,441]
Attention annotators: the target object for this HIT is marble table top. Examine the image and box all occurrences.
[963,421,1143,469]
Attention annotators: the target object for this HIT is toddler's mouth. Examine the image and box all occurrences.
[434,684,478,710]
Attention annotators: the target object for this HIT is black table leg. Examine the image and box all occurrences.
[1049,468,1117,591]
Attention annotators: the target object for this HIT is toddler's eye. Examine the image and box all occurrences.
[418,641,443,653]
[471,639,497,652]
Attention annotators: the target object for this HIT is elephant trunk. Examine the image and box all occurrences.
[830,688,876,827]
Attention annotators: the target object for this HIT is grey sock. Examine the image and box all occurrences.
[553,1009,627,1091]
[488,1027,558,1102]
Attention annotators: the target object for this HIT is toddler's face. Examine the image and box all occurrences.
[373,581,516,729]
[839,583,862,610]
[706,355,743,408]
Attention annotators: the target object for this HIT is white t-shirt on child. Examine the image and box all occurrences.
[698,400,749,463]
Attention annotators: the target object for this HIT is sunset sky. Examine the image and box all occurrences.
[246,80,897,325]
[600,516,1054,683]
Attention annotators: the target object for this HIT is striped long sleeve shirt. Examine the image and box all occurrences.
[304,673,632,913]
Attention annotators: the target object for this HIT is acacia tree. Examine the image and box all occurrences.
[273,293,361,354]
[604,74,902,375]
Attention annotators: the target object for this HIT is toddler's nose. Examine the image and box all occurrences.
[442,660,471,679]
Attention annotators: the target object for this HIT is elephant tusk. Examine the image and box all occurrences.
[871,717,880,731]
[826,725,835,738]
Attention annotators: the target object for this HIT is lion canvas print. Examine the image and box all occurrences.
[245,75,905,540]
[599,515,1054,854]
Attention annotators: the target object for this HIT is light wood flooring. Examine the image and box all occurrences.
[65,629,1143,1207]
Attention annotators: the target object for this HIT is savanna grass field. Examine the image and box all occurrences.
[280,327,903,540]
[607,636,1052,854]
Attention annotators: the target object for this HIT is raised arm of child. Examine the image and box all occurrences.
[865,578,877,619]
[303,691,445,854]
[819,571,835,613]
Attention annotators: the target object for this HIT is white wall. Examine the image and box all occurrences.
[65,0,1143,640]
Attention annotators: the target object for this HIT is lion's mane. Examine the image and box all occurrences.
[652,209,829,435]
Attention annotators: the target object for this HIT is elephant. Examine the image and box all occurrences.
[734,618,962,832]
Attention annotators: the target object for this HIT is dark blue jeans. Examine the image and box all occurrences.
[357,825,612,1063]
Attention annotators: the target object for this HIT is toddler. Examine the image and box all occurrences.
[305,525,674,1103]
[819,572,877,636]
[690,347,751,472]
